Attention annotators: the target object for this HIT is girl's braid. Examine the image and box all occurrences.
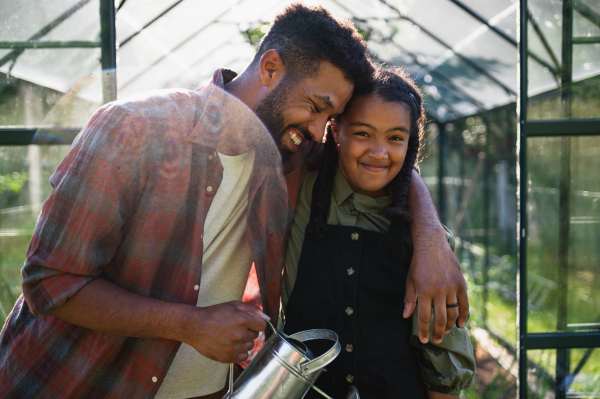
[307,124,339,243]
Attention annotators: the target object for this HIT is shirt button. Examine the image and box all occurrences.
[346,374,354,383]
[346,344,354,352]
[206,186,213,192]
[208,155,214,160]
[350,232,359,241]
[345,307,354,316]
[152,376,158,383]
[347,267,355,276]
[194,285,200,291]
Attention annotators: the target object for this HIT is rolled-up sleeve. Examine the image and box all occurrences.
[410,310,475,394]
[22,103,146,316]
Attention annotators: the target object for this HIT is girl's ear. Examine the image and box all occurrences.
[330,118,341,145]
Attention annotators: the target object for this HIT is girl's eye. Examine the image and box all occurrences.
[354,131,369,137]
[390,136,404,141]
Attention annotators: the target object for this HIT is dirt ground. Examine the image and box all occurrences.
[468,343,518,398]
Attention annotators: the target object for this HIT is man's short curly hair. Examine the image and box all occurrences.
[250,3,374,93]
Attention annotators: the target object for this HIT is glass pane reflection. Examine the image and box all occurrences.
[527,137,600,333]
[526,348,600,398]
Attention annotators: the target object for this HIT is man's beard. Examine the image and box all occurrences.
[254,77,310,163]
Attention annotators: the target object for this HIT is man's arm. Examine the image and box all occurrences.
[405,169,469,344]
[49,278,267,364]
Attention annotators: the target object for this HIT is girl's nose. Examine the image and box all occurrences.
[369,141,388,159]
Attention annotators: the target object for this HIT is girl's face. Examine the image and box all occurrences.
[332,95,411,198]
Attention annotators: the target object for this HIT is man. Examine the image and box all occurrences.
[0,4,467,398]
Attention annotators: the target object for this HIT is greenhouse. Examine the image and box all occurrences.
[1,0,599,397]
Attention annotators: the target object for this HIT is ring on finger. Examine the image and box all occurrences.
[446,303,459,308]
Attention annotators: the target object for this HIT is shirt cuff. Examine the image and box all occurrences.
[22,263,94,316]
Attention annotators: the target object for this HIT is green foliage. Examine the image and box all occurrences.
[0,171,28,209]
[245,24,269,45]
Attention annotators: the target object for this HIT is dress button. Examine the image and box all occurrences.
[346,374,354,383]
[345,307,354,316]
[194,285,200,291]
[206,186,213,192]
[152,376,158,383]
[350,232,359,241]
[347,267,355,276]
[346,344,354,352]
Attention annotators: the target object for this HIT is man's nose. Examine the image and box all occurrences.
[309,115,330,142]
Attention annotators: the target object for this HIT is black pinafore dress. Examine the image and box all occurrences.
[283,178,427,399]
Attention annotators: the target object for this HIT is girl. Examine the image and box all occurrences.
[282,66,474,398]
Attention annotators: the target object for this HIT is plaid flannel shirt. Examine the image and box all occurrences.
[0,69,308,398]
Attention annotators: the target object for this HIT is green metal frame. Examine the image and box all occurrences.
[518,0,600,397]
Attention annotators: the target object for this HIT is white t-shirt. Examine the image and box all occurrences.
[155,150,255,399]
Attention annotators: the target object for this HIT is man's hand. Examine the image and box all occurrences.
[187,301,267,363]
[405,170,469,344]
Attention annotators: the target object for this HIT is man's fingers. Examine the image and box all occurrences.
[445,295,459,334]
[417,298,432,344]
[404,276,417,318]
[432,298,447,344]
[232,301,269,319]
[234,350,250,363]
[457,289,470,328]
[229,301,269,332]
[243,312,268,333]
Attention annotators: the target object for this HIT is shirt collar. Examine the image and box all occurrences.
[186,69,271,151]
[332,167,393,214]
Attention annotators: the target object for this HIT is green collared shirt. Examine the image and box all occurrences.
[282,167,474,395]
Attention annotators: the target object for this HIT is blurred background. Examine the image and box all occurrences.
[0,0,599,397]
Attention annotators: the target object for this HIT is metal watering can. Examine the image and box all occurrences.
[223,317,360,399]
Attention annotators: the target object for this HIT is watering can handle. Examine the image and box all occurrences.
[227,363,234,396]
[289,329,341,376]
[226,315,276,397]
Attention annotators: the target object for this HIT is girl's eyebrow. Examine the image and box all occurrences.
[349,121,410,134]
[349,122,375,129]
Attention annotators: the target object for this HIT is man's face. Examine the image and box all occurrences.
[255,62,354,161]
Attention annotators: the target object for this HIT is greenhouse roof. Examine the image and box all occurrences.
[1,0,599,122]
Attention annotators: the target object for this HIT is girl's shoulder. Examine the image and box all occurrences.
[299,167,320,204]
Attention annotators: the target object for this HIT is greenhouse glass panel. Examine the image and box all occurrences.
[457,0,518,24]
[419,123,441,212]
[527,0,600,120]
[0,0,102,127]
[397,0,484,49]
[526,348,600,398]
[438,110,518,348]
[434,55,514,112]
[0,144,71,324]
[526,136,600,334]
